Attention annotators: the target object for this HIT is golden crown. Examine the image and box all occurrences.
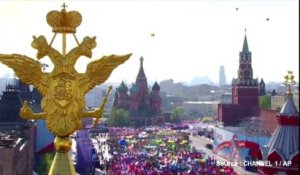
[46,4,82,33]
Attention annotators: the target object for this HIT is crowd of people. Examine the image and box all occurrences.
[91,126,238,175]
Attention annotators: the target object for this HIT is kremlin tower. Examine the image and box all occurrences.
[113,57,162,127]
[259,78,266,96]
[232,34,259,107]
[258,71,299,175]
[217,33,259,126]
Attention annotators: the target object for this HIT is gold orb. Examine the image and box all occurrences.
[54,136,72,153]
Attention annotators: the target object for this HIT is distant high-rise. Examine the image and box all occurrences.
[219,65,226,86]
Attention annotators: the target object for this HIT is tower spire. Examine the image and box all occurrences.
[140,57,144,67]
[242,30,249,53]
[136,56,146,80]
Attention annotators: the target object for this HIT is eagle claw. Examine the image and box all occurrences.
[20,101,34,119]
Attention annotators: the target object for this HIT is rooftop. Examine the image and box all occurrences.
[219,126,270,137]
[183,101,219,104]
[218,116,272,137]
[279,93,299,117]
[0,131,24,149]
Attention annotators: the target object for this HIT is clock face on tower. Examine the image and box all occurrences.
[245,70,250,77]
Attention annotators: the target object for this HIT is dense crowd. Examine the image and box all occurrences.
[93,126,238,175]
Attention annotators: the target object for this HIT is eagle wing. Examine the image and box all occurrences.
[0,54,47,95]
[80,53,131,94]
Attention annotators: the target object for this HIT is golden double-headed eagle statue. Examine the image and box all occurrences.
[0,5,131,137]
[0,4,131,174]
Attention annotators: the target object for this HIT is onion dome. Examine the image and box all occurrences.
[152,81,160,91]
[117,81,128,93]
[130,83,138,94]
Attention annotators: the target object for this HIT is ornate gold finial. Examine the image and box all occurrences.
[61,3,68,10]
[284,71,296,94]
[46,3,82,33]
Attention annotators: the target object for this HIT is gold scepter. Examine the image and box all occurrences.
[93,85,113,127]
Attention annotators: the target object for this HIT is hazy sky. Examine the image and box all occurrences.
[0,0,298,85]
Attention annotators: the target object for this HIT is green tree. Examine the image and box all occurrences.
[34,153,55,175]
[201,116,214,123]
[259,95,271,109]
[106,108,132,127]
[171,107,183,123]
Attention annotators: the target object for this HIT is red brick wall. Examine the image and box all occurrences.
[232,87,259,107]
[259,109,277,133]
[218,104,240,126]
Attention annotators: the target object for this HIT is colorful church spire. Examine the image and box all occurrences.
[135,57,148,96]
[136,56,147,80]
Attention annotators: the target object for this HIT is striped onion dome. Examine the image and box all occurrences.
[117,81,128,93]
[152,81,160,91]
[130,83,138,94]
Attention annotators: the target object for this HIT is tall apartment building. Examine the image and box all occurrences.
[219,65,226,86]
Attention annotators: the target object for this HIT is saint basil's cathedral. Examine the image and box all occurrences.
[113,57,162,127]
